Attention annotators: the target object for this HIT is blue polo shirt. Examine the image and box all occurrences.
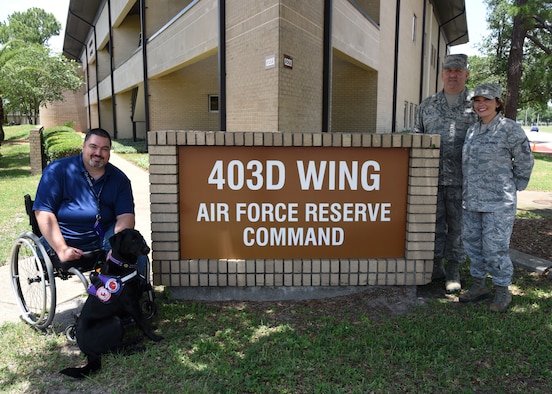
[33,154,135,250]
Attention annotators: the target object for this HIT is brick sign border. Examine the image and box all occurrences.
[148,131,440,288]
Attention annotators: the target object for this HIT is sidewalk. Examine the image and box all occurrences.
[1,153,550,326]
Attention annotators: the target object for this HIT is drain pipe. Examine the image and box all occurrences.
[391,0,401,133]
[140,0,151,141]
[107,0,118,138]
[322,0,332,133]
[218,0,226,131]
[65,31,93,130]
[418,0,428,103]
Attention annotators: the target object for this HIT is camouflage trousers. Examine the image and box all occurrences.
[434,185,465,264]
[462,206,516,287]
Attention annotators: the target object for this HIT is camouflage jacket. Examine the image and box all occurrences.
[462,114,534,212]
[413,88,477,185]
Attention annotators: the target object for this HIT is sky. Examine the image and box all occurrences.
[0,0,70,54]
[0,0,487,56]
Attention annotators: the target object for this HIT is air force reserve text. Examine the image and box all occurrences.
[196,159,393,247]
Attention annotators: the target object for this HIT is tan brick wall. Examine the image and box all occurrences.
[39,87,88,133]
[149,131,440,288]
[149,55,219,132]
[331,52,377,132]
[225,0,280,132]
[277,0,324,132]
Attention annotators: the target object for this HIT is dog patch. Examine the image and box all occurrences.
[87,272,137,303]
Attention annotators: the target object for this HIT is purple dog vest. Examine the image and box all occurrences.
[87,271,138,303]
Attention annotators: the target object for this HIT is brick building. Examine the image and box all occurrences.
[43,0,468,137]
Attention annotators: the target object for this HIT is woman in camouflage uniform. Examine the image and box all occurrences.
[459,83,534,312]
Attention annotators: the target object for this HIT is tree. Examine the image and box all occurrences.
[1,42,82,124]
[0,7,61,47]
[483,0,552,120]
[0,8,81,145]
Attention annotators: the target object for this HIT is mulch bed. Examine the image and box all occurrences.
[510,218,552,262]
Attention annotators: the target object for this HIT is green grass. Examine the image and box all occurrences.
[527,152,552,191]
[1,269,552,393]
[0,125,42,265]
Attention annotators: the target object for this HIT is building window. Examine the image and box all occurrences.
[209,95,219,112]
[412,14,417,42]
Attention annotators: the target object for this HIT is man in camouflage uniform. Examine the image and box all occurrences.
[459,83,534,312]
[413,54,478,293]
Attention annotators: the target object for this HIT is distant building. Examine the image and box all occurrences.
[43,0,468,137]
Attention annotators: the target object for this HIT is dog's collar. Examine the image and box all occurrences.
[108,255,138,269]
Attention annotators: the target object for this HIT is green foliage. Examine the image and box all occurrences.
[480,0,552,113]
[43,126,83,162]
[0,41,83,122]
[0,8,83,125]
[112,138,148,154]
[0,7,61,46]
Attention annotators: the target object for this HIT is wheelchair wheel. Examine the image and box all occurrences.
[141,299,157,320]
[10,232,57,330]
[65,324,77,344]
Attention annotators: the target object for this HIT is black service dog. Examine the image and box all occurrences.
[60,229,162,379]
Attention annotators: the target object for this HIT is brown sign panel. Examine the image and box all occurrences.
[179,146,409,259]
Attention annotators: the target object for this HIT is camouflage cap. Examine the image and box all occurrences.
[473,83,502,99]
[443,54,468,69]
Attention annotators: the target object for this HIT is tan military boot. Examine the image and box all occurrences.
[489,286,512,312]
[459,277,490,303]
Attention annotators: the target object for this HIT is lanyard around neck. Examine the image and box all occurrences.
[84,172,105,218]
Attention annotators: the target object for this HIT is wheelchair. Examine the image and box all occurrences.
[10,194,157,336]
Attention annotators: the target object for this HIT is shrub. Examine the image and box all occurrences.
[43,126,82,162]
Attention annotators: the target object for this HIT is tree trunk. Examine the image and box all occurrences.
[505,0,529,120]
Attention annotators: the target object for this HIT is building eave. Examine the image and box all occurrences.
[62,0,104,60]
[431,0,469,46]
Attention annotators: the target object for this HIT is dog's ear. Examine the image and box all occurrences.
[109,232,122,251]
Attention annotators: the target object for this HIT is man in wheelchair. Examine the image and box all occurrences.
[32,127,146,274]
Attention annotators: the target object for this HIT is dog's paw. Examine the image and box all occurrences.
[149,333,163,342]
[60,367,86,379]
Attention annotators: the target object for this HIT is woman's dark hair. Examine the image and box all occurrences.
[496,98,504,114]
[84,128,112,146]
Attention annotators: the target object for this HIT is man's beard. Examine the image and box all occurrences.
[88,156,106,168]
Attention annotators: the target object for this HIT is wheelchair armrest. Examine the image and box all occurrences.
[24,194,42,237]
[50,249,106,273]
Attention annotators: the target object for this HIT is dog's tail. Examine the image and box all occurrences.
[60,357,101,379]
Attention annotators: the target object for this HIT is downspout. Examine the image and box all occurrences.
[218,0,226,131]
[322,0,332,133]
[391,0,401,133]
[66,31,92,130]
[68,9,101,128]
[418,0,427,103]
[140,0,151,142]
[107,0,118,138]
[435,30,441,92]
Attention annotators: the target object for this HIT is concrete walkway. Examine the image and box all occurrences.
[1,152,551,326]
